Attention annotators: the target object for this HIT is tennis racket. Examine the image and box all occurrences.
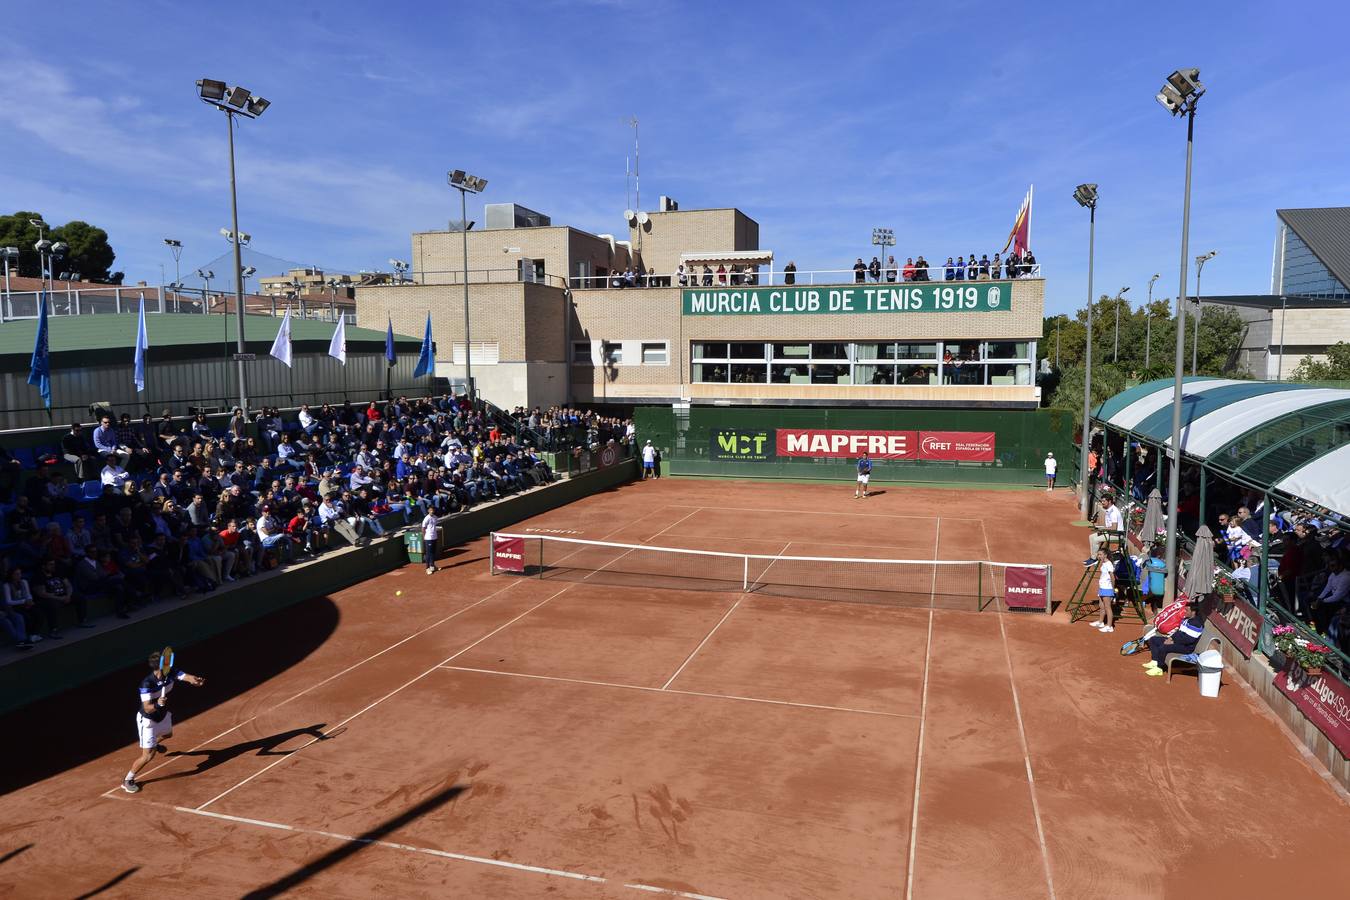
[1119,628,1157,656]
[158,645,175,678]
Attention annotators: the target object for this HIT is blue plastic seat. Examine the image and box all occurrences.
[83,480,103,500]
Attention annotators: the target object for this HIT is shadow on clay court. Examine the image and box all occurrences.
[0,595,340,796]
[240,783,468,899]
[0,844,33,866]
[145,724,343,785]
[71,866,140,899]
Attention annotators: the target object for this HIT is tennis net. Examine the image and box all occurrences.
[489,532,1051,611]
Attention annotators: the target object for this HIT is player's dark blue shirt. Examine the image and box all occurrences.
[857,458,872,474]
[139,669,185,705]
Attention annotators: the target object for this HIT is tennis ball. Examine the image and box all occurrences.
[395,590,403,597]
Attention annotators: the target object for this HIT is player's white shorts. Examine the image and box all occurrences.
[136,711,173,749]
[857,474,870,485]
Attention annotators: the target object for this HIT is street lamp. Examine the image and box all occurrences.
[196,269,215,313]
[1144,273,1160,370]
[1112,286,1130,362]
[1193,250,1217,374]
[1156,66,1205,603]
[1072,182,1099,519]
[198,76,270,414]
[447,168,488,397]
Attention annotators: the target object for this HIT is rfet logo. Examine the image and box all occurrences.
[918,432,996,462]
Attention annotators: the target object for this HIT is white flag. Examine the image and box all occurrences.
[328,314,347,365]
[270,308,294,367]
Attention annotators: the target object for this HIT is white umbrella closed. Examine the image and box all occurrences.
[1182,525,1217,598]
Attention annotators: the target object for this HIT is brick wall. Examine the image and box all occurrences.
[628,208,758,278]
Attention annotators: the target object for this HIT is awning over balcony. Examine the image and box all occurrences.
[680,250,775,268]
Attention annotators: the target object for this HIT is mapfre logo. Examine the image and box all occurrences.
[1007,585,1042,594]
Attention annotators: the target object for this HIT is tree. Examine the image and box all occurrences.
[0,211,118,282]
[1291,342,1350,382]
[53,220,116,282]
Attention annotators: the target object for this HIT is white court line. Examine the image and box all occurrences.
[437,665,916,719]
[659,539,792,691]
[903,607,935,900]
[905,518,941,899]
[981,519,1057,900]
[666,504,983,522]
[194,506,699,811]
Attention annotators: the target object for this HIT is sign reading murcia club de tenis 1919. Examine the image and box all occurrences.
[681,282,1013,316]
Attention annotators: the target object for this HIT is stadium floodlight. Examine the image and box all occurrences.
[1157,66,1205,604]
[163,238,181,248]
[1073,182,1099,519]
[241,265,257,277]
[225,85,250,109]
[1191,250,1218,374]
[245,96,270,117]
[1144,273,1161,369]
[197,79,227,102]
[447,167,489,396]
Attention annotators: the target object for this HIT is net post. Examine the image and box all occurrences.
[978,561,984,611]
[743,555,749,592]
[1045,564,1053,614]
[489,532,497,576]
[536,537,544,579]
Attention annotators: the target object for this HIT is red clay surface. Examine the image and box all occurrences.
[1,479,1347,899]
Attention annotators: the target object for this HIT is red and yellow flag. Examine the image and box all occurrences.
[1002,186,1033,255]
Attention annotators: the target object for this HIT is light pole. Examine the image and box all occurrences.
[447,169,488,397]
[1193,250,1217,374]
[196,269,215,314]
[1112,286,1130,362]
[1144,273,1160,370]
[327,278,338,322]
[872,227,895,277]
[1073,182,1099,519]
[28,219,49,294]
[1,246,18,321]
[1156,66,1205,602]
[164,239,183,312]
[1277,295,1289,380]
[198,77,270,414]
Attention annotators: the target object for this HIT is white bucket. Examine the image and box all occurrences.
[1197,648,1223,698]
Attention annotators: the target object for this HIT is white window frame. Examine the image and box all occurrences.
[640,340,669,366]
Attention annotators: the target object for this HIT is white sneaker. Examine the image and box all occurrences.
[1088,621,1103,628]
[1101,626,1114,633]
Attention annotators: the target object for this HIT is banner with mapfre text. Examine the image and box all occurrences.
[775,429,996,462]
[492,535,526,573]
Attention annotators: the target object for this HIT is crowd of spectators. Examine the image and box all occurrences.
[503,406,636,454]
[1,395,562,652]
[1089,439,1350,657]
[853,251,1040,284]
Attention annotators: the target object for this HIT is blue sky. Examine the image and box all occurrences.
[3,0,1348,315]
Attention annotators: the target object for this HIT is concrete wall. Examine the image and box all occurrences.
[1233,303,1350,380]
[1216,637,1350,793]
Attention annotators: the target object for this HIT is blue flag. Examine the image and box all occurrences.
[413,312,433,378]
[28,292,51,409]
[133,293,149,392]
[385,315,397,367]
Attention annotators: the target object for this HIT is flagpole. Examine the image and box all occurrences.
[1027,184,1034,254]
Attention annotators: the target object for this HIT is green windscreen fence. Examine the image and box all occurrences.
[634,405,1076,485]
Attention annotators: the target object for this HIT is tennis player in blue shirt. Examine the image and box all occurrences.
[855,452,872,499]
[122,651,205,793]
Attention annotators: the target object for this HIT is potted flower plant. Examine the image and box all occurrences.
[1128,506,1146,530]
[1294,642,1333,677]
[1270,624,1298,670]
[1212,568,1237,604]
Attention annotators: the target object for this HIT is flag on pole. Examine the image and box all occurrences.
[328,313,347,365]
[133,292,149,392]
[412,312,433,378]
[270,307,294,368]
[28,291,52,409]
[385,315,397,367]
[1001,185,1033,255]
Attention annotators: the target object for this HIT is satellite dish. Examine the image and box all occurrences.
[637,211,649,225]
[624,209,636,224]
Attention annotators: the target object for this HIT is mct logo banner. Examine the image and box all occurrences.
[710,430,774,461]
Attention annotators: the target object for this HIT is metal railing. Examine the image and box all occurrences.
[0,289,354,323]
[408,268,570,289]
[571,264,1044,290]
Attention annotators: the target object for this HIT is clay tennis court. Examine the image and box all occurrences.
[2,479,1348,898]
